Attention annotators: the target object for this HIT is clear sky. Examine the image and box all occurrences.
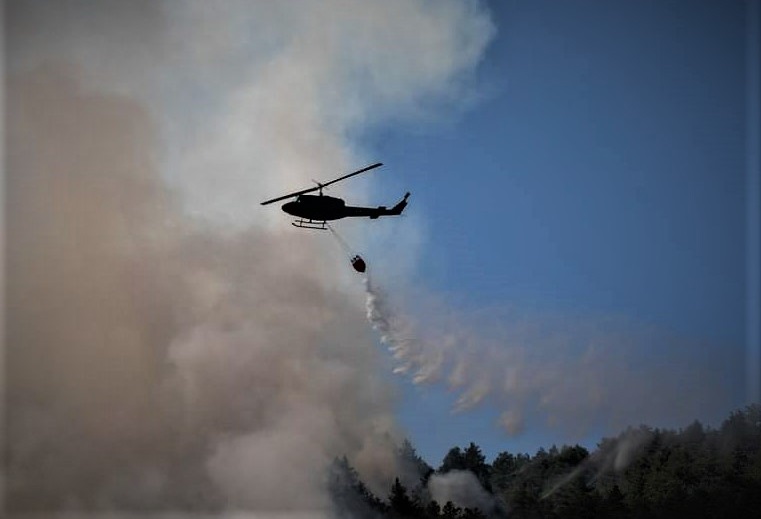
[365,0,750,465]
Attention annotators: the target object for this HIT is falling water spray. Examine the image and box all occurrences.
[362,272,735,443]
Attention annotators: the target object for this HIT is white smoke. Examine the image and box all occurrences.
[158,0,494,232]
[427,471,494,514]
[5,0,494,517]
[539,426,657,500]
[364,275,736,440]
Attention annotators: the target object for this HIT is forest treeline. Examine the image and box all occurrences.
[329,404,761,518]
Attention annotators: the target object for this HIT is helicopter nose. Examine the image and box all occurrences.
[282,201,297,216]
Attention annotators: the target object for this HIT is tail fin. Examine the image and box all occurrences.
[389,192,410,216]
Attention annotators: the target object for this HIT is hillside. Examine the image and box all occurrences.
[330,404,761,518]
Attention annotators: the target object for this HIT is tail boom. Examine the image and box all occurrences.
[344,192,410,219]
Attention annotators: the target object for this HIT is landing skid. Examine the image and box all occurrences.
[292,219,328,230]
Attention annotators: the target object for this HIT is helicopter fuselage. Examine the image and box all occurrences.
[282,195,347,221]
[282,193,409,222]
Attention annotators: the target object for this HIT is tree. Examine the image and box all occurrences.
[441,500,462,519]
[507,482,540,518]
[491,451,518,491]
[425,499,442,519]
[440,447,466,473]
[682,420,706,445]
[600,484,628,518]
[558,445,589,467]
[463,442,491,490]
[439,443,492,492]
[328,456,386,517]
[461,507,487,519]
[550,474,597,519]
[398,438,434,483]
[388,477,423,518]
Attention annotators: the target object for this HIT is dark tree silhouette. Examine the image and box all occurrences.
[328,405,761,519]
[388,477,424,518]
[328,456,386,518]
[441,500,461,519]
[439,447,467,473]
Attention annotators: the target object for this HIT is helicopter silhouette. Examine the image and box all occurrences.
[260,162,410,229]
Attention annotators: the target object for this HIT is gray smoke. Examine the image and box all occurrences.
[4,1,494,517]
[6,62,399,516]
[427,471,495,514]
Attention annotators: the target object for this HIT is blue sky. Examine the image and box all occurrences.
[365,0,750,465]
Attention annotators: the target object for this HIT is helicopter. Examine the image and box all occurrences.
[260,162,410,230]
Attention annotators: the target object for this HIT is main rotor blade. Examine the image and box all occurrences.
[260,185,319,205]
[320,162,383,189]
[260,162,383,206]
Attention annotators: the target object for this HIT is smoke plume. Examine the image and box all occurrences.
[427,471,495,514]
[4,0,493,517]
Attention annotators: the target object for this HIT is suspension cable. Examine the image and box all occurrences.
[327,222,352,256]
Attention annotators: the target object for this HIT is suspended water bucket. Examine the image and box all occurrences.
[350,255,366,273]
